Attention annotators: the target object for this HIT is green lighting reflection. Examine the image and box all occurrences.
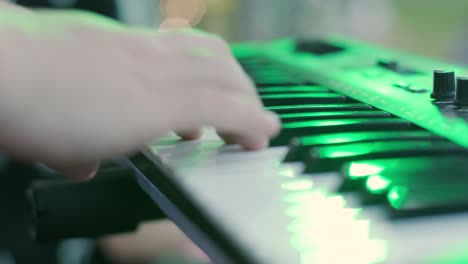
[321,144,381,158]
[301,131,434,147]
[261,93,338,99]
[303,134,358,145]
[280,111,361,119]
[259,86,327,93]
[366,175,391,194]
[327,150,361,158]
[266,104,355,111]
[388,186,409,210]
[283,120,355,129]
[348,162,384,179]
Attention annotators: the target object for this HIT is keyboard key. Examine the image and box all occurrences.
[340,157,441,193]
[348,157,468,204]
[284,131,440,162]
[279,110,391,123]
[270,118,415,146]
[258,86,330,94]
[261,93,347,106]
[387,180,468,216]
[304,140,466,173]
[255,80,305,87]
[266,104,373,114]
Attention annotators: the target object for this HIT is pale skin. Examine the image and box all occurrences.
[0,2,281,180]
[0,1,279,263]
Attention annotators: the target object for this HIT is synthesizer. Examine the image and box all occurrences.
[133,37,468,264]
[29,37,468,264]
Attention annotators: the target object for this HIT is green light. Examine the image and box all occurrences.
[300,130,434,147]
[283,119,355,129]
[266,104,358,111]
[261,93,338,99]
[327,150,360,158]
[280,111,358,119]
[259,86,328,93]
[315,136,356,144]
[366,175,391,194]
[387,186,409,210]
[302,133,371,146]
[348,162,384,179]
[319,144,375,158]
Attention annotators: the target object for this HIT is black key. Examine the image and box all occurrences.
[279,110,391,123]
[266,104,373,114]
[343,156,468,189]
[258,86,329,94]
[284,131,440,162]
[342,157,468,203]
[387,180,468,216]
[255,80,305,87]
[270,118,415,146]
[340,157,442,193]
[248,71,292,77]
[304,140,467,173]
[252,75,295,81]
[261,93,347,106]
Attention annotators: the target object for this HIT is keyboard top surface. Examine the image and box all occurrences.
[251,38,468,149]
[142,38,468,264]
[149,131,468,264]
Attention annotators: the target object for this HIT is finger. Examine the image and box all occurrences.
[195,90,280,150]
[43,161,100,181]
[218,111,280,150]
[175,128,203,140]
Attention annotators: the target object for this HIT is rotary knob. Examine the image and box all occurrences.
[431,70,455,101]
[455,77,468,107]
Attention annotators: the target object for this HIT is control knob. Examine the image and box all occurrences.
[431,70,455,101]
[455,77,468,107]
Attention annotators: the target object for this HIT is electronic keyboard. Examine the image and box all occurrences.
[30,37,468,264]
[134,37,468,264]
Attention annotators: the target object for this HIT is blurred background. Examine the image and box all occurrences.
[118,0,468,65]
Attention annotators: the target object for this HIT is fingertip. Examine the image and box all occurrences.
[241,137,269,151]
[66,164,100,181]
[176,129,203,140]
[218,132,268,151]
[256,137,270,150]
[264,111,282,137]
[45,162,100,181]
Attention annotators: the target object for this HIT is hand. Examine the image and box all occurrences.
[0,8,281,180]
